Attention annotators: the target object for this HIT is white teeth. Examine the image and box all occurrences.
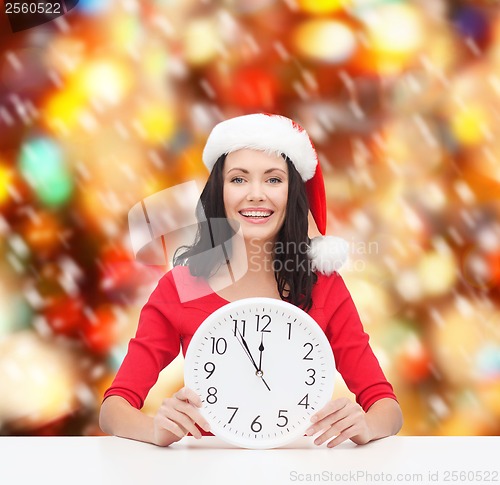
[240,211,272,217]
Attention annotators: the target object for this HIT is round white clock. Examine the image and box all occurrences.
[184,297,335,449]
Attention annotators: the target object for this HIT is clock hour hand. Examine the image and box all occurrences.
[258,332,264,372]
[235,329,271,391]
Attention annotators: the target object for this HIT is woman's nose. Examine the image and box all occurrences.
[246,182,266,201]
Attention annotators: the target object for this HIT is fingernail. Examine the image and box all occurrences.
[310,415,318,423]
[314,438,321,446]
[204,423,211,431]
[305,428,314,436]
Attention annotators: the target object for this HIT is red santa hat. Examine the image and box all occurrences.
[202,113,348,274]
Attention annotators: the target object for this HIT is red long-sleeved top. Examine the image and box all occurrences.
[103,266,396,415]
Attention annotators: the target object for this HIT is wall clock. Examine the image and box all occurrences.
[184,297,335,449]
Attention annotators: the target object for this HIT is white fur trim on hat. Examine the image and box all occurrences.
[308,236,349,275]
[202,114,318,182]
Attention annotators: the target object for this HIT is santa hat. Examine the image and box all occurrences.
[202,113,348,275]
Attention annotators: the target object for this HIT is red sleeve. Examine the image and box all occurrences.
[321,274,397,412]
[102,274,181,409]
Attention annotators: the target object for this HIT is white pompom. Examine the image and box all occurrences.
[308,236,349,275]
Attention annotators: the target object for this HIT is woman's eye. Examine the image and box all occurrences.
[231,177,245,184]
[268,177,282,184]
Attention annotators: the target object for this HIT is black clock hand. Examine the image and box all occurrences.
[235,329,271,391]
[258,333,264,372]
[235,329,259,371]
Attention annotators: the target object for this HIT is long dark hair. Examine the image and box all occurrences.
[173,154,318,311]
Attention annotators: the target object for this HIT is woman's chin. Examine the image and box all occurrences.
[241,226,279,244]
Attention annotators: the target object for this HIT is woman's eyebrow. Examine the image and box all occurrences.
[227,168,249,174]
[264,168,287,175]
[226,167,286,174]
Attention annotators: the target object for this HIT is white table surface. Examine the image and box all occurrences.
[1,436,499,485]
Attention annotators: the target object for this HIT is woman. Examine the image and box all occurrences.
[99,113,403,448]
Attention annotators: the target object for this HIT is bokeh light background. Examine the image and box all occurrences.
[1,0,500,437]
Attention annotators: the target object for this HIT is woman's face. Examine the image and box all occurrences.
[223,149,289,244]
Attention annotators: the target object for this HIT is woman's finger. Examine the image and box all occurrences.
[174,387,203,407]
[160,407,203,439]
[326,429,354,448]
[306,407,353,436]
[155,414,188,439]
[170,400,211,432]
[310,398,350,424]
[312,414,356,445]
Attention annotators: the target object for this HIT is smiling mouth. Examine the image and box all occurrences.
[239,210,274,219]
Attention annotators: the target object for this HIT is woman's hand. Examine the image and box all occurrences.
[306,397,372,448]
[153,387,211,446]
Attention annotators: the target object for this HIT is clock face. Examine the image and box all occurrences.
[184,297,335,449]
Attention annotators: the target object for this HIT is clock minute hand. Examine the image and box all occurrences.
[235,329,271,392]
[235,329,259,371]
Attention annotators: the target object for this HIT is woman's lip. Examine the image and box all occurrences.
[238,207,274,213]
[237,210,274,224]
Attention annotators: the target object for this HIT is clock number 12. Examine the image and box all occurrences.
[255,314,271,332]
